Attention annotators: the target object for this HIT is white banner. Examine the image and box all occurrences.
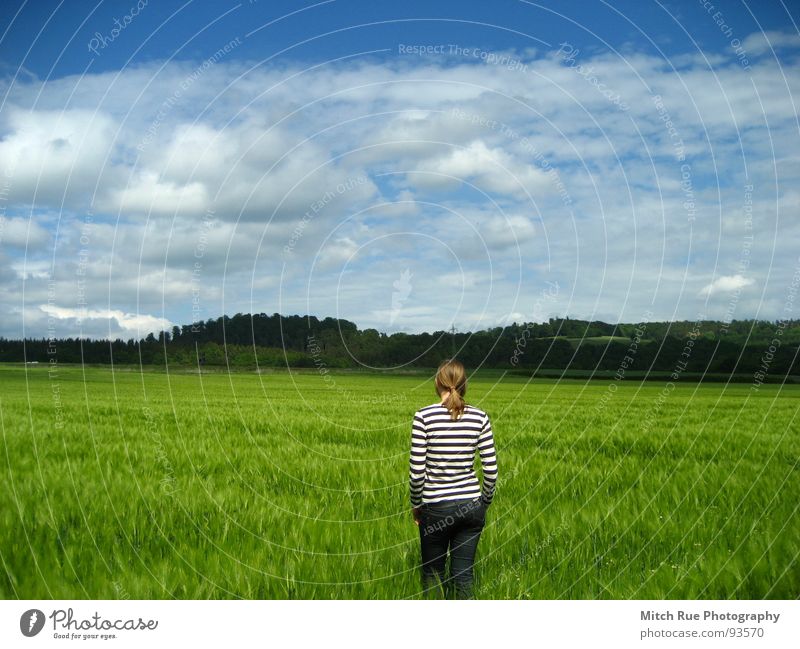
[1,600,798,648]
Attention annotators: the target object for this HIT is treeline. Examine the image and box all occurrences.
[2,312,799,379]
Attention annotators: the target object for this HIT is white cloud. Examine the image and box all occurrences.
[480,214,536,249]
[0,108,119,205]
[39,304,171,339]
[102,171,209,216]
[0,34,798,337]
[316,236,360,270]
[413,140,552,199]
[741,30,800,55]
[497,311,528,326]
[699,274,756,297]
[0,216,50,248]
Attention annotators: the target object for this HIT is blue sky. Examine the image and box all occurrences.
[1,1,795,78]
[0,0,798,339]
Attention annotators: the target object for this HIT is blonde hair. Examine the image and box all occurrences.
[435,358,467,421]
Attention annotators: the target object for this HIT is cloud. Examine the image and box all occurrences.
[480,214,536,250]
[412,140,552,199]
[315,236,360,270]
[0,108,119,205]
[0,216,50,247]
[102,171,209,216]
[39,304,171,340]
[0,32,798,338]
[699,274,756,297]
[741,30,800,55]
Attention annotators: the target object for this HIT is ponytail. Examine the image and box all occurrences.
[435,358,467,421]
[443,388,465,421]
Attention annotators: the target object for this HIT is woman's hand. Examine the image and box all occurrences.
[412,507,422,526]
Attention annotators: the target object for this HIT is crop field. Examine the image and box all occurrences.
[1,364,798,599]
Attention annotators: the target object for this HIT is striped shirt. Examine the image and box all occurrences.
[409,403,498,507]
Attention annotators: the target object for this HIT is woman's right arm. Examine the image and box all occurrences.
[478,412,498,506]
[409,411,427,510]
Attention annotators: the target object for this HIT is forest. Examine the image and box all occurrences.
[3,312,799,380]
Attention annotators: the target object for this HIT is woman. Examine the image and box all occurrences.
[409,358,498,599]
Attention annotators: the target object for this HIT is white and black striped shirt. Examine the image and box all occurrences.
[409,403,498,507]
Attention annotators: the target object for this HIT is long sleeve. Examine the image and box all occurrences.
[409,411,427,507]
[477,413,498,505]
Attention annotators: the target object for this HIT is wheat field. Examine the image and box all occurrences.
[1,365,797,599]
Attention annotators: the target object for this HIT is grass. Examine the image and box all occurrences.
[1,364,798,599]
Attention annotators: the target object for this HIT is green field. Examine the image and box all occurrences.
[1,364,798,599]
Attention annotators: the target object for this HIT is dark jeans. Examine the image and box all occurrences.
[418,497,486,599]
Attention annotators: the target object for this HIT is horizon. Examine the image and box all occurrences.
[2,308,796,343]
